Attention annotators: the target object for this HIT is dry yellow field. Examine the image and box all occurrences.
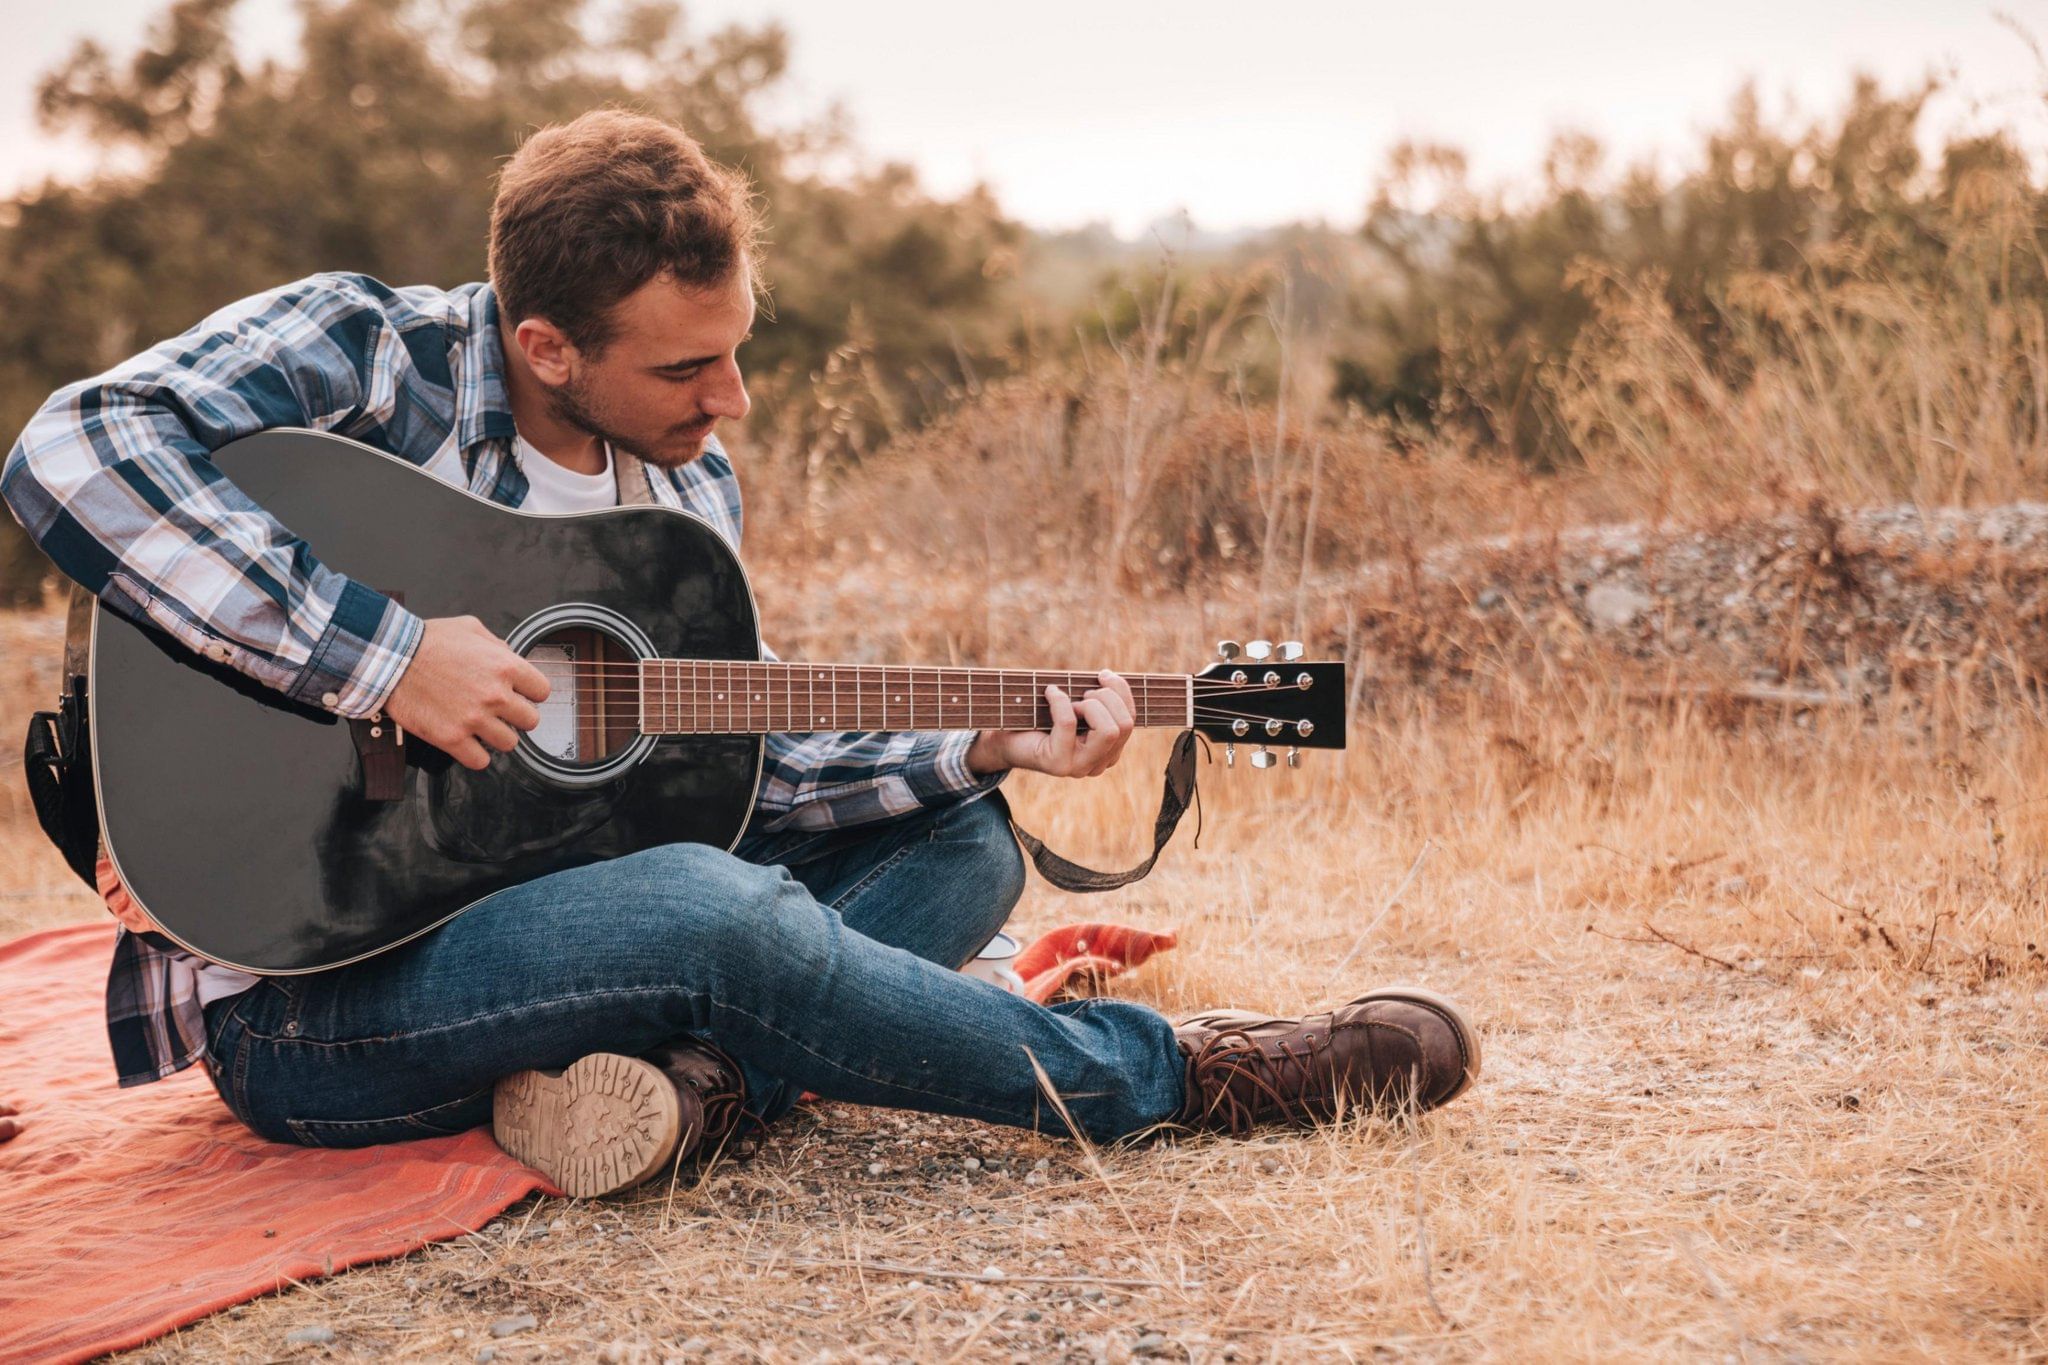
[3,568,2043,1361]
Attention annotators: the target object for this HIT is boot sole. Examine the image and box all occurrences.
[1353,983,1483,1104]
[491,1053,682,1199]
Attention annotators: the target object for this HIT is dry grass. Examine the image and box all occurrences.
[5,230,2047,1358]
[4,575,2045,1361]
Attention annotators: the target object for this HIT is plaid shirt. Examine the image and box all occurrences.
[1,271,1001,1087]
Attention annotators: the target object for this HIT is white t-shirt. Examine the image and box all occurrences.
[191,435,621,1007]
[514,434,621,513]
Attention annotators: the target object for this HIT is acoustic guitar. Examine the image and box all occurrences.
[87,430,1346,973]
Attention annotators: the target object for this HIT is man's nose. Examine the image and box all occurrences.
[701,358,750,421]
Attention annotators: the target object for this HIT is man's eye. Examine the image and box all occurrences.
[664,368,703,382]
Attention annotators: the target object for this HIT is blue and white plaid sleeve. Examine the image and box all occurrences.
[0,275,423,718]
[749,643,1006,833]
[666,443,1007,833]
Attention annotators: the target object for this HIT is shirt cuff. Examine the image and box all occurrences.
[284,578,425,719]
[902,730,1008,807]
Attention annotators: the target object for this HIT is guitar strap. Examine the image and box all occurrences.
[22,584,100,890]
[988,727,1205,892]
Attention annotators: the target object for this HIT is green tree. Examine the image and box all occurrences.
[0,0,1022,602]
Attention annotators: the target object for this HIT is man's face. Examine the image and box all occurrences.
[543,266,756,468]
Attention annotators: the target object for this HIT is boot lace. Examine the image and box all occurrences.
[1182,1026,1330,1134]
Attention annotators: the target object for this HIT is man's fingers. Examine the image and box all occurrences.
[1089,675,1133,732]
[501,694,541,733]
[477,717,522,753]
[1099,669,1137,723]
[1046,685,1078,760]
[509,655,552,703]
[449,737,491,771]
[1073,697,1118,769]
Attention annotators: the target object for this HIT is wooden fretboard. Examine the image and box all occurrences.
[637,661,1193,734]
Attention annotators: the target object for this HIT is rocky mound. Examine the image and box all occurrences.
[1343,501,2048,708]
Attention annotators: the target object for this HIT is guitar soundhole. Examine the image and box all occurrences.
[522,626,641,766]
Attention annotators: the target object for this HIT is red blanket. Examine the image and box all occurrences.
[0,918,1176,1363]
[0,924,556,1365]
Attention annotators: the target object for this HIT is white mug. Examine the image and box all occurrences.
[961,930,1026,993]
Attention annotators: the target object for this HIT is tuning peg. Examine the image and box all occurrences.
[1287,746,1300,768]
[1278,641,1304,661]
[1224,743,1237,768]
[1216,640,1242,661]
[1250,745,1277,769]
[1245,640,1273,660]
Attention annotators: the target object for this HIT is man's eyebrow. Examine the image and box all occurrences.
[652,332,753,371]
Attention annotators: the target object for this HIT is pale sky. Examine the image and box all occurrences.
[3,0,2044,235]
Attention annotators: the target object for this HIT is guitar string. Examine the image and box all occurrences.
[527,661,1301,688]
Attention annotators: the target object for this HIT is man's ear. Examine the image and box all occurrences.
[513,317,578,386]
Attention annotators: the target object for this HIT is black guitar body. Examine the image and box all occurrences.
[90,429,764,973]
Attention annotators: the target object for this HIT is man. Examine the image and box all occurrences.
[2,109,1480,1197]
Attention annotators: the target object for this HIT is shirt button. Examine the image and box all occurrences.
[320,691,340,709]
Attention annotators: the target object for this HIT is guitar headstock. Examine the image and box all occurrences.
[1191,639,1346,768]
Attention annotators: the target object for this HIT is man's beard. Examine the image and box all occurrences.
[546,372,710,469]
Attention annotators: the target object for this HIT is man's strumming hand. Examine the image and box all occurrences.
[965,669,1135,778]
[383,616,552,771]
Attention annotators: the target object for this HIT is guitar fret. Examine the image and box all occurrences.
[632,662,1203,736]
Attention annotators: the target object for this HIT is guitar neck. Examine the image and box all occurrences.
[637,661,1194,734]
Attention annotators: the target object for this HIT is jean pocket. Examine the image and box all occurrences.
[284,1086,491,1149]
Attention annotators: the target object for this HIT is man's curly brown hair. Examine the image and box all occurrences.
[488,108,761,355]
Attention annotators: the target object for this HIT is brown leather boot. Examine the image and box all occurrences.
[1171,984,1480,1135]
[642,1035,750,1161]
[491,1053,684,1199]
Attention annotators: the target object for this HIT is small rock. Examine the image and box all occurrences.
[867,1162,886,1176]
[1551,1163,1583,1183]
[1476,587,1504,610]
[963,1155,983,1172]
[1033,1157,1051,1171]
[601,1341,630,1363]
[981,1264,1005,1280]
[546,1218,568,1236]
[285,1325,336,1346]
[1903,1214,1925,1230]
[490,1314,537,1339]
[1134,1333,1170,1357]
[678,1338,712,1357]
[475,1350,496,1365]
[1586,582,1653,630]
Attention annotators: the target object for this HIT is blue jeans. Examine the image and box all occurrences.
[201,794,1186,1148]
